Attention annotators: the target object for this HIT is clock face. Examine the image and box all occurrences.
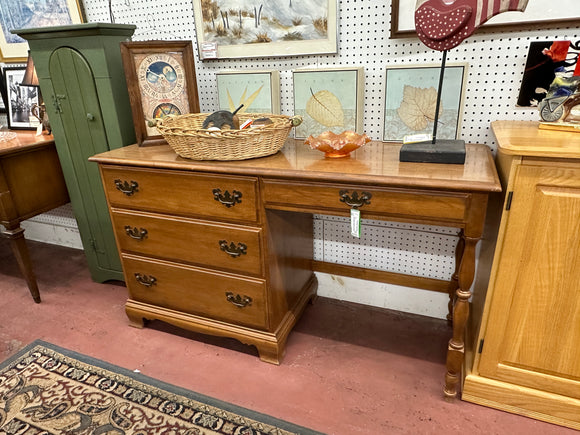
[134,52,190,135]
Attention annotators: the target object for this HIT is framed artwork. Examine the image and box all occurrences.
[391,0,580,38]
[216,70,280,114]
[193,0,337,59]
[517,40,580,107]
[2,66,40,129]
[292,67,364,139]
[383,63,468,142]
[0,0,84,61]
[120,40,200,147]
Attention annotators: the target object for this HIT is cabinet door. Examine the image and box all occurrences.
[48,47,122,275]
[478,163,580,399]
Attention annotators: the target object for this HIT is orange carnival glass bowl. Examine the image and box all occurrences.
[305,131,371,158]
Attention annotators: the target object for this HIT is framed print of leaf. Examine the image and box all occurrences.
[383,63,468,142]
[292,66,364,139]
[216,70,280,114]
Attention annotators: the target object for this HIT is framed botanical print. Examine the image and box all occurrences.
[216,70,280,114]
[193,0,337,59]
[120,40,200,146]
[383,63,468,142]
[292,67,364,139]
[2,66,40,130]
[0,0,84,61]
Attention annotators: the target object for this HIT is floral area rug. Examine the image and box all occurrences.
[0,341,323,435]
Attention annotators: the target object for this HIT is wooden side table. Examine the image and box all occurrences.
[0,131,69,302]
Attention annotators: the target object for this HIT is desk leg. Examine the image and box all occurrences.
[444,234,478,400]
[446,230,465,322]
[2,225,41,303]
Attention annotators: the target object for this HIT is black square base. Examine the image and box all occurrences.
[399,140,466,164]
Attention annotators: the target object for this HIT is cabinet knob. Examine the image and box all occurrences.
[114,179,139,196]
[225,292,252,308]
[213,188,242,207]
[219,240,247,257]
[86,113,95,121]
[124,226,148,241]
[339,189,372,209]
[134,273,156,287]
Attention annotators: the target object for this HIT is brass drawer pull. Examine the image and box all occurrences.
[134,273,156,287]
[124,226,148,240]
[339,189,372,209]
[213,188,242,207]
[219,240,247,257]
[225,292,252,308]
[115,179,139,196]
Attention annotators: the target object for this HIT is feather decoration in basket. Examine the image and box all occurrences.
[155,113,301,161]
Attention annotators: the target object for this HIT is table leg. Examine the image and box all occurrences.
[2,225,41,303]
[446,230,465,322]
[444,233,478,400]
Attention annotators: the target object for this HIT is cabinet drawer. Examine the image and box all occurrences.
[263,179,469,223]
[111,209,262,276]
[122,254,268,330]
[101,166,258,222]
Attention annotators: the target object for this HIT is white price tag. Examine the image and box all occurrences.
[350,208,361,238]
[201,42,218,59]
[35,124,43,136]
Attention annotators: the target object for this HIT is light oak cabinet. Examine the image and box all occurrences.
[463,121,580,430]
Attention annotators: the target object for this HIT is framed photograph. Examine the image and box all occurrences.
[383,63,468,142]
[391,0,580,38]
[120,40,200,147]
[0,72,7,114]
[0,0,84,61]
[292,67,364,139]
[193,0,337,59]
[2,66,40,129]
[216,70,280,114]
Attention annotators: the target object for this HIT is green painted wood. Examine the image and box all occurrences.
[15,24,136,283]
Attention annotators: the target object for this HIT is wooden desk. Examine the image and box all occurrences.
[0,131,69,302]
[90,139,501,399]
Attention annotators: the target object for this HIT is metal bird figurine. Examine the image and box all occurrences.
[415,0,530,51]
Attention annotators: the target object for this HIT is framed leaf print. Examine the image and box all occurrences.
[216,70,280,114]
[383,63,468,142]
[120,40,200,146]
[292,67,364,139]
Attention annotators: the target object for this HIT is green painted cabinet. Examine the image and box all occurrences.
[15,24,136,283]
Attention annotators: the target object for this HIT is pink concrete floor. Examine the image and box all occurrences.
[0,238,575,435]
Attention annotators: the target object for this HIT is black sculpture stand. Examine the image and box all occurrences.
[399,49,465,165]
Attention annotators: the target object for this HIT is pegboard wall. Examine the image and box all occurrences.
[35,1,580,289]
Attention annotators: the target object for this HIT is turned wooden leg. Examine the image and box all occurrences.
[2,226,41,303]
[444,235,478,400]
[447,230,465,322]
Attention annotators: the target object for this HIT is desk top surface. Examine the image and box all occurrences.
[91,140,501,193]
[0,131,54,157]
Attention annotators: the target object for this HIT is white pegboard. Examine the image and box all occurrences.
[75,1,580,284]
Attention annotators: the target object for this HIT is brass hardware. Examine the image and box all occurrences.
[134,273,156,287]
[339,189,372,209]
[219,240,247,257]
[213,188,242,207]
[115,179,139,196]
[225,291,252,308]
[124,225,148,241]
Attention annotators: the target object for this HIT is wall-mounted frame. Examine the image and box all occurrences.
[216,70,280,114]
[120,40,200,147]
[0,0,84,61]
[391,0,580,38]
[2,66,40,130]
[383,63,468,143]
[293,67,364,139]
[193,0,337,59]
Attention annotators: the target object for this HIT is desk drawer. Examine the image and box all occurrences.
[101,166,258,223]
[262,180,469,223]
[111,209,262,276]
[122,254,268,330]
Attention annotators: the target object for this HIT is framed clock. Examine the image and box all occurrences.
[120,40,200,146]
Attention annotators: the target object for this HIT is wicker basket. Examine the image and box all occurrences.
[155,113,294,160]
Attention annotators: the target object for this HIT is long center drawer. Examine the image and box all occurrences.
[111,208,263,276]
[122,254,268,330]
